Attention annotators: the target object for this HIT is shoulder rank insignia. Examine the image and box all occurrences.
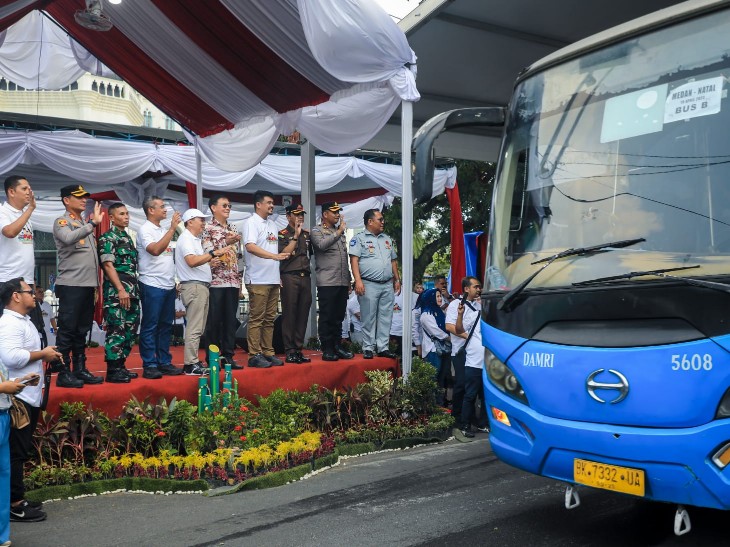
[57,219,68,226]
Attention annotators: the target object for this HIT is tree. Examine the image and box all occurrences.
[383,160,495,284]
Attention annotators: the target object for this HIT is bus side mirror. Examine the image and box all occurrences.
[412,107,506,204]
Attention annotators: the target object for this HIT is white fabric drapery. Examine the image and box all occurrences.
[0,2,418,173]
[0,129,455,233]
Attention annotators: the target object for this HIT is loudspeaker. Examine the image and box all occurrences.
[235,314,284,354]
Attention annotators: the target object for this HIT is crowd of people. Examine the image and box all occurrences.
[0,178,410,544]
[0,175,489,544]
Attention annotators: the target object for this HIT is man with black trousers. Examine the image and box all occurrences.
[52,184,105,388]
[0,277,62,522]
[311,202,353,362]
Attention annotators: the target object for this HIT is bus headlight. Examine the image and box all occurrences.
[485,350,529,406]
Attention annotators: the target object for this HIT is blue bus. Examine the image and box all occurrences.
[414,0,730,535]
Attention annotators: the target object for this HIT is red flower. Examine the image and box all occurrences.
[213,411,219,416]
[233,425,242,432]
[240,405,249,412]
[157,431,166,437]
[239,435,247,442]
[252,429,260,434]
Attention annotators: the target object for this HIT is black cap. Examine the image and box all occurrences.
[321,201,342,213]
[285,204,306,215]
[60,184,90,198]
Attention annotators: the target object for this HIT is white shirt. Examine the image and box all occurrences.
[389,291,418,336]
[0,202,34,283]
[347,291,362,332]
[445,298,483,368]
[137,220,175,289]
[420,313,450,356]
[412,307,422,346]
[174,296,186,325]
[175,229,212,283]
[40,301,55,345]
[243,213,280,284]
[0,309,44,407]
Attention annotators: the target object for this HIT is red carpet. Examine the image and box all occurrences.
[46,346,398,418]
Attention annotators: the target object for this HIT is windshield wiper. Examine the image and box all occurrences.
[572,265,701,286]
[573,265,730,293]
[497,237,645,311]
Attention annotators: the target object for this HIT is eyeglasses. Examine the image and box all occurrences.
[372,217,385,223]
[218,203,232,209]
[14,290,33,295]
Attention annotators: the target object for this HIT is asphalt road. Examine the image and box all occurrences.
[11,434,728,546]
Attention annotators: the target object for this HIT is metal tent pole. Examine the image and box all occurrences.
[400,100,414,379]
[301,141,318,341]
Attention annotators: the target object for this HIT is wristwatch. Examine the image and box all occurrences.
[208,250,215,258]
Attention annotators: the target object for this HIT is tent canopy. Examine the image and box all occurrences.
[0,0,418,171]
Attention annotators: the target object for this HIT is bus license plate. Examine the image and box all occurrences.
[574,458,645,497]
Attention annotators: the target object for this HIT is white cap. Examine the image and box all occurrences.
[181,208,211,223]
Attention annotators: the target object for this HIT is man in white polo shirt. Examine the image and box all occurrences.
[0,176,35,287]
[243,190,289,369]
[0,277,62,522]
[137,196,183,380]
[176,208,233,376]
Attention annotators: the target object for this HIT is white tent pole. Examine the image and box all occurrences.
[301,140,318,342]
[401,100,414,380]
[195,144,203,209]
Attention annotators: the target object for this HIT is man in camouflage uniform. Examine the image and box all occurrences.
[98,202,140,383]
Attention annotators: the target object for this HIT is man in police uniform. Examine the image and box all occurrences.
[311,202,353,362]
[52,185,105,388]
[278,204,312,364]
[98,202,139,383]
[349,208,400,359]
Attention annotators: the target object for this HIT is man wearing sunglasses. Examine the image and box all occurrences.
[204,195,243,370]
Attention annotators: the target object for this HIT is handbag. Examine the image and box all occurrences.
[432,336,452,357]
[10,397,29,429]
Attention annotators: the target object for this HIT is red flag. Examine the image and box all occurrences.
[185,181,197,208]
[92,206,110,329]
[446,181,466,294]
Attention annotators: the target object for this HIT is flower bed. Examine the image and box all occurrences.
[25,357,454,497]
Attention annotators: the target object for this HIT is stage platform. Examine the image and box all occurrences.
[45,346,398,418]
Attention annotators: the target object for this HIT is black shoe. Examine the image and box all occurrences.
[362,350,374,359]
[10,505,46,522]
[462,429,475,439]
[183,362,210,376]
[248,354,272,368]
[335,345,354,359]
[74,368,104,385]
[158,364,183,376]
[142,367,163,380]
[286,352,302,363]
[321,352,339,361]
[221,356,244,370]
[16,499,42,510]
[107,368,131,384]
[121,368,139,379]
[296,351,311,363]
[377,350,397,359]
[56,370,83,388]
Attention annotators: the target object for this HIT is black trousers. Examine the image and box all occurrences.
[55,285,95,358]
[317,285,348,352]
[206,287,239,358]
[451,350,466,429]
[10,400,39,503]
[280,273,312,353]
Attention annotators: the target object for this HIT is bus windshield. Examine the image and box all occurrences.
[489,9,730,291]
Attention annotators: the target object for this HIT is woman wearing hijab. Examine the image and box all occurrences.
[418,289,451,402]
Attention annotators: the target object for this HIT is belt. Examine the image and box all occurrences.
[281,270,310,277]
[180,280,210,288]
[361,277,392,284]
[0,408,8,414]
